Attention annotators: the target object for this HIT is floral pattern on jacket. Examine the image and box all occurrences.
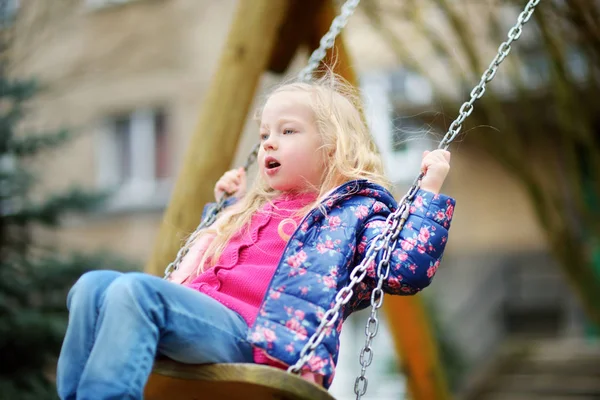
[202,180,455,388]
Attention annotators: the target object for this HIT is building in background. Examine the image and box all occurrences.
[9,1,591,398]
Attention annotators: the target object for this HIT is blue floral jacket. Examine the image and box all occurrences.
[203,180,455,388]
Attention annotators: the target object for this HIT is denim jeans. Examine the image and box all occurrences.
[56,270,253,400]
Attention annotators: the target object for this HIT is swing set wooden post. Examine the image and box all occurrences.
[384,296,453,400]
[145,1,451,399]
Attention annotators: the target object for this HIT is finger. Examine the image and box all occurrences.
[422,150,430,160]
[216,179,227,189]
[431,149,450,161]
[225,171,241,184]
[226,169,239,176]
[221,177,235,189]
[442,150,451,162]
[215,185,228,196]
[234,168,245,184]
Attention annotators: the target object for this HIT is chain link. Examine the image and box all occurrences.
[162,0,541,397]
[297,0,361,82]
[438,0,541,151]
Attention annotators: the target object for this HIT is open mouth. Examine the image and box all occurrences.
[264,156,281,176]
[265,157,281,169]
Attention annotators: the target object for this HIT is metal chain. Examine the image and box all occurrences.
[286,173,421,368]
[286,175,421,385]
[288,1,542,399]
[297,0,361,82]
[163,0,541,397]
[438,0,541,150]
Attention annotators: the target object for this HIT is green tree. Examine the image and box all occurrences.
[0,59,136,400]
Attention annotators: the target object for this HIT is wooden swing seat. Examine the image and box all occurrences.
[144,358,336,400]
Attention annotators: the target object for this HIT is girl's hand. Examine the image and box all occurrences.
[214,167,247,201]
[420,149,451,194]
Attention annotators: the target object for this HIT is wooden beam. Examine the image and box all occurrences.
[305,0,357,84]
[145,0,291,276]
[384,296,452,400]
[267,0,324,74]
[308,2,452,399]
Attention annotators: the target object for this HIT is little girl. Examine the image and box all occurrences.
[56,74,455,399]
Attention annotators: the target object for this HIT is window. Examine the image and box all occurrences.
[113,115,133,186]
[0,0,19,26]
[154,111,169,179]
[96,108,172,211]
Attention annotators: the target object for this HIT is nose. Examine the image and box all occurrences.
[262,135,278,151]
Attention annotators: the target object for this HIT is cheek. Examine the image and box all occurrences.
[297,155,326,183]
[289,145,322,165]
[301,148,326,170]
[257,153,266,174]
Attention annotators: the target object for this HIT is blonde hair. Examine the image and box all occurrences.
[191,72,391,275]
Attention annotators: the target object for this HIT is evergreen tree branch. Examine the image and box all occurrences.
[4,188,110,226]
[8,129,71,157]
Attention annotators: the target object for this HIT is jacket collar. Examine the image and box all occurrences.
[318,180,397,212]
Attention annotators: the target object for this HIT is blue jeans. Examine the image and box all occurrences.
[56,270,253,400]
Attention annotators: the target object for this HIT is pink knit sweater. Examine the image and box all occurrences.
[171,192,316,368]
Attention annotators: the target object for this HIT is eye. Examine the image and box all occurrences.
[283,129,295,135]
[260,133,269,141]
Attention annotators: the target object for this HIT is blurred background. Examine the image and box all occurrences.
[2,0,600,399]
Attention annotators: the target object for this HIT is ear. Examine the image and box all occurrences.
[323,142,336,158]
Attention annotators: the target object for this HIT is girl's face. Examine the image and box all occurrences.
[258,90,325,192]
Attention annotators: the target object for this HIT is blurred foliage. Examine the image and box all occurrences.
[363,0,600,326]
[0,48,138,400]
